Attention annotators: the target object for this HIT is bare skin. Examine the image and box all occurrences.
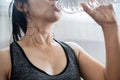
[0,0,120,80]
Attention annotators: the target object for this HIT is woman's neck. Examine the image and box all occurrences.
[21,21,54,48]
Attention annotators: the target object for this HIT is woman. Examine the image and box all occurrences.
[0,0,120,80]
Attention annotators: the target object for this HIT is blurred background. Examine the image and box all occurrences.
[0,0,120,65]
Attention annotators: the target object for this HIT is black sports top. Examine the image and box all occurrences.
[10,41,81,80]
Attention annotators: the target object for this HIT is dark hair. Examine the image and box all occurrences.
[9,0,28,41]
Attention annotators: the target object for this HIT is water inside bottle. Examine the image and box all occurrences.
[55,0,120,14]
[55,0,89,14]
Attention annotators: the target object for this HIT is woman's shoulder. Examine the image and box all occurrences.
[0,47,11,79]
[0,47,10,57]
[0,47,10,56]
[64,42,85,57]
[0,47,11,66]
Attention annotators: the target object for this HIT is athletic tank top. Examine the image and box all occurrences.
[10,40,81,80]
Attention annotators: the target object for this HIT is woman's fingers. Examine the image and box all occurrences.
[81,3,95,17]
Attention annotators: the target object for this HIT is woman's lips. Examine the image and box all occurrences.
[51,4,61,12]
[54,7,60,12]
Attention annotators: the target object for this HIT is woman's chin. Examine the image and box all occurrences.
[47,12,61,22]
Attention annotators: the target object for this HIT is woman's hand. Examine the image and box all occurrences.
[81,3,117,27]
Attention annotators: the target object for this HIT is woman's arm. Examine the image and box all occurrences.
[67,4,120,80]
[102,23,120,80]
[81,3,120,80]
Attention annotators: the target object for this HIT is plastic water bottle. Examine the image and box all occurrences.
[55,0,120,14]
